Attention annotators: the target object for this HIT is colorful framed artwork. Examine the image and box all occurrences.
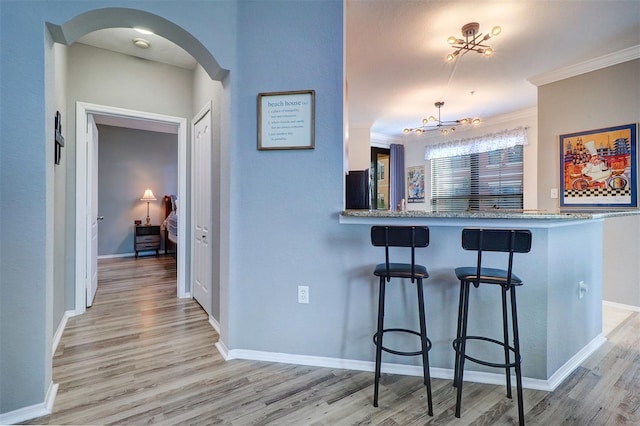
[407,165,425,203]
[560,123,637,208]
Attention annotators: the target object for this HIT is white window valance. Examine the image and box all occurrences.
[424,126,528,160]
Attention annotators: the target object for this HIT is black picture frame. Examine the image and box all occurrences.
[258,90,315,150]
[54,110,65,165]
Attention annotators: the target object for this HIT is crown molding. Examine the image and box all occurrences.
[485,107,537,124]
[371,132,402,147]
[528,45,640,87]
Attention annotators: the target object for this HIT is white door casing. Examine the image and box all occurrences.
[75,102,188,314]
[191,104,213,315]
[87,115,99,307]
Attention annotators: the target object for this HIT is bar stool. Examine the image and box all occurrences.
[370,225,433,416]
[452,228,532,426]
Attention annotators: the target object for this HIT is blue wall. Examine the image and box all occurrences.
[0,0,343,414]
[230,1,345,351]
[2,0,54,412]
[97,126,178,256]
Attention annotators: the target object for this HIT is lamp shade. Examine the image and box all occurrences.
[140,189,157,201]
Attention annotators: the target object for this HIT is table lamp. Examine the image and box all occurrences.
[140,189,157,225]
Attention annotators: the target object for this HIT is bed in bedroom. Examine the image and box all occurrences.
[162,195,178,255]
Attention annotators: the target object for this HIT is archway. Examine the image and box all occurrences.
[46,8,230,324]
[47,8,227,80]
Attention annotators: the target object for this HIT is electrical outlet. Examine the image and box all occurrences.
[298,285,309,304]
[550,188,558,199]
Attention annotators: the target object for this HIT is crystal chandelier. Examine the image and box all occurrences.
[403,101,480,136]
[446,22,501,62]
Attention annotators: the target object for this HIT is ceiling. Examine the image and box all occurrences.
[347,0,639,138]
[78,28,197,70]
[76,1,639,138]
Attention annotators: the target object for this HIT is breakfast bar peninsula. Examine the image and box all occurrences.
[340,208,639,390]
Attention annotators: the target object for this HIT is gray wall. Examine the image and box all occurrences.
[97,125,178,256]
[602,215,640,305]
[52,41,69,347]
[68,43,194,119]
[538,60,640,211]
[538,59,640,306]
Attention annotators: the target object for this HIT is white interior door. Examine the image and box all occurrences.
[87,115,99,307]
[192,108,212,315]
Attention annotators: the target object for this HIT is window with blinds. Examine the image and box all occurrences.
[431,145,523,212]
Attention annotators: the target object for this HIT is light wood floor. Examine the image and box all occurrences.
[24,256,639,425]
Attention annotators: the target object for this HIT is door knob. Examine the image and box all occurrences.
[97,216,104,221]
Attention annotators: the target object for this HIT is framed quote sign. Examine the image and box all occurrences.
[258,90,315,150]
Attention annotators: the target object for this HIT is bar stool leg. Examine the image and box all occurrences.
[501,286,512,398]
[510,287,525,426]
[454,280,471,418]
[373,276,386,407]
[416,278,433,416]
[453,278,466,389]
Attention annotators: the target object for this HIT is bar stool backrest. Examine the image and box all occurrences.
[461,228,532,287]
[371,226,429,282]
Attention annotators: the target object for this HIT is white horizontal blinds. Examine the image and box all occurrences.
[428,127,527,212]
[476,145,523,209]
[431,155,471,212]
[431,145,524,212]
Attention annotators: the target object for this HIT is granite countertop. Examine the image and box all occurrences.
[341,209,640,220]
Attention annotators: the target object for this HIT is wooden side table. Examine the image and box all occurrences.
[135,225,161,257]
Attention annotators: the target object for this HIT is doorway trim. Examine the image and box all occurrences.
[190,101,213,316]
[75,102,188,314]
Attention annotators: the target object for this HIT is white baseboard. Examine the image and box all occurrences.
[98,252,135,259]
[224,333,607,392]
[52,310,75,355]
[545,334,607,390]
[603,300,640,312]
[98,248,175,259]
[224,349,537,388]
[227,349,375,372]
[215,339,230,360]
[209,315,221,333]
[98,252,176,259]
[45,382,58,414]
[0,382,58,425]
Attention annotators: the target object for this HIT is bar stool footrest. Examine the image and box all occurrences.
[373,328,432,357]
[453,336,521,368]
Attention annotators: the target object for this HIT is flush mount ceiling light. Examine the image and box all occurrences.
[403,101,480,135]
[133,38,151,49]
[446,22,501,62]
[134,27,154,35]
